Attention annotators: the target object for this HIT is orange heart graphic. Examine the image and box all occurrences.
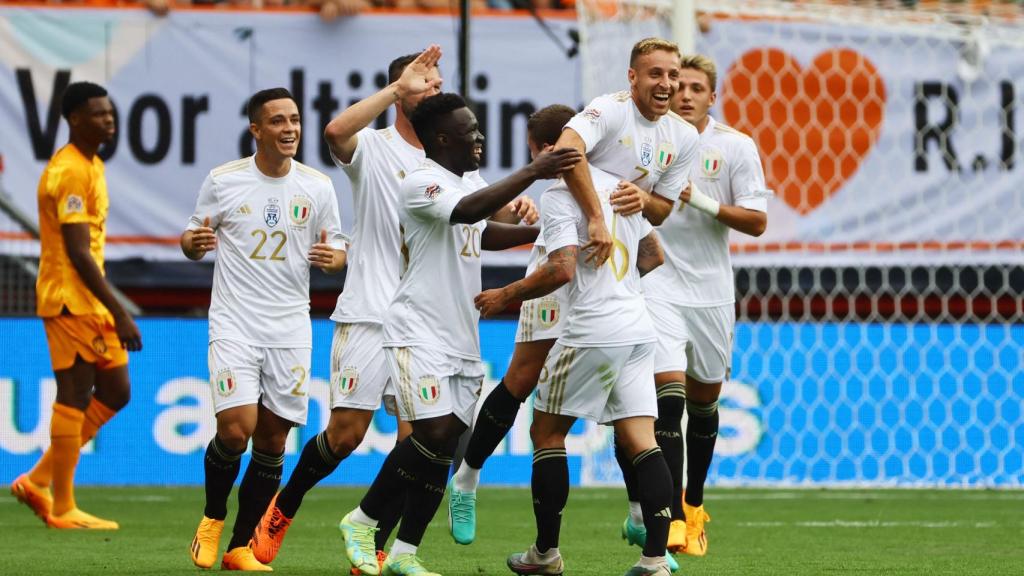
[721,48,886,214]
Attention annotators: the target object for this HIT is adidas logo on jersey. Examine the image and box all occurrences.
[238,204,252,215]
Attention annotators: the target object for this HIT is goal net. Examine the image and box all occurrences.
[577,0,1024,487]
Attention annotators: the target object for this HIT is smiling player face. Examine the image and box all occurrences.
[441,106,485,174]
[251,98,301,160]
[629,49,680,121]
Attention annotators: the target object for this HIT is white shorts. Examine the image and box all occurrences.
[208,339,311,425]
[385,346,484,425]
[329,322,397,413]
[647,299,735,383]
[515,287,569,343]
[535,342,657,424]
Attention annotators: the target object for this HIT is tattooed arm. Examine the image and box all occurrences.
[636,232,664,277]
[474,246,578,318]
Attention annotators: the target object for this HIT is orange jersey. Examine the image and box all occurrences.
[36,144,111,318]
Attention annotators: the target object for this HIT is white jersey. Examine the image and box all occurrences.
[331,126,487,325]
[542,167,656,347]
[644,116,771,306]
[383,159,487,360]
[566,91,699,200]
[188,156,346,347]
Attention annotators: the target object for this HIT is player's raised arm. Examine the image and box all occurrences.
[449,146,580,224]
[555,127,613,266]
[324,44,442,163]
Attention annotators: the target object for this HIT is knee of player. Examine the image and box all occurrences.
[216,423,255,453]
[100,387,131,411]
[325,424,366,458]
[529,421,565,450]
[502,372,538,401]
[411,423,461,456]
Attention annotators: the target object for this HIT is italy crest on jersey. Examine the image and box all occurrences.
[215,369,236,397]
[418,376,441,405]
[538,296,560,328]
[264,198,280,227]
[702,147,724,179]
[640,142,653,166]
[336,366,358,396]
[656,141,675,170]
[290,195,312,226]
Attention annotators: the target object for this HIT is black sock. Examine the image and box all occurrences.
[374,490,405,551]
[685,400,719,507]
[655,383,686,520]
[358,437,420,521]
[395,435,453,546]
[228,448,285,550]
[277,432,342,519]
[464,381,523,470]
[614,435,639,504]
[634,447,672,558]
[203,435,243,521]
[532,448,568,553]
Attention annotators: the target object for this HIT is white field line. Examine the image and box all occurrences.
[737,520,998,528]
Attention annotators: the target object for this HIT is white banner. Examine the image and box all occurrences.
[0,8,581,265]
[1,8,1022,266]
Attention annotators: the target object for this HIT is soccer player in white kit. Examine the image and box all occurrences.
[445,105,577,546]
[248,47,536,571]
[548,37,701,568]
[337,93,580,576]
[642,54,771,557]
[552,37,699,269]
[181,87,347,572]
[475,167,671,576]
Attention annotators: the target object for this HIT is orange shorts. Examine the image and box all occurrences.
[42,313,129,372]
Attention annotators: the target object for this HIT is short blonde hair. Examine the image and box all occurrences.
[679,54,718,92]
[630,37,681,68]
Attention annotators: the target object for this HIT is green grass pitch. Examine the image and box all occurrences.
[2,487,1022,575]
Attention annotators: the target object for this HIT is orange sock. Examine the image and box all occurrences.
[29,399,118,489]
[49,403,85,516]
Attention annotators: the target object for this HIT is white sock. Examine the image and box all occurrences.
[349,506,378,527]
[389,538,417,558]
[629,501,644,526]
[452,465,481,493]
[531,544,560,560]
[639,554,665,569]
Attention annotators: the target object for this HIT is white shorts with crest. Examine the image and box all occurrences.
[384,345,484,425]
[534,342,656,424]
[329,322,398,414]
[207,339,311,425]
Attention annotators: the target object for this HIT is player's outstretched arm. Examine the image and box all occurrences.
[555,128,612,266]
[636,231,665,276]
[490,196,539,225]
[480,221,539,251]
[62,223,142,351]
[474,246,578,318]
[681,183,767,237]
[450,147,580,224]
[324,44,443,163]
